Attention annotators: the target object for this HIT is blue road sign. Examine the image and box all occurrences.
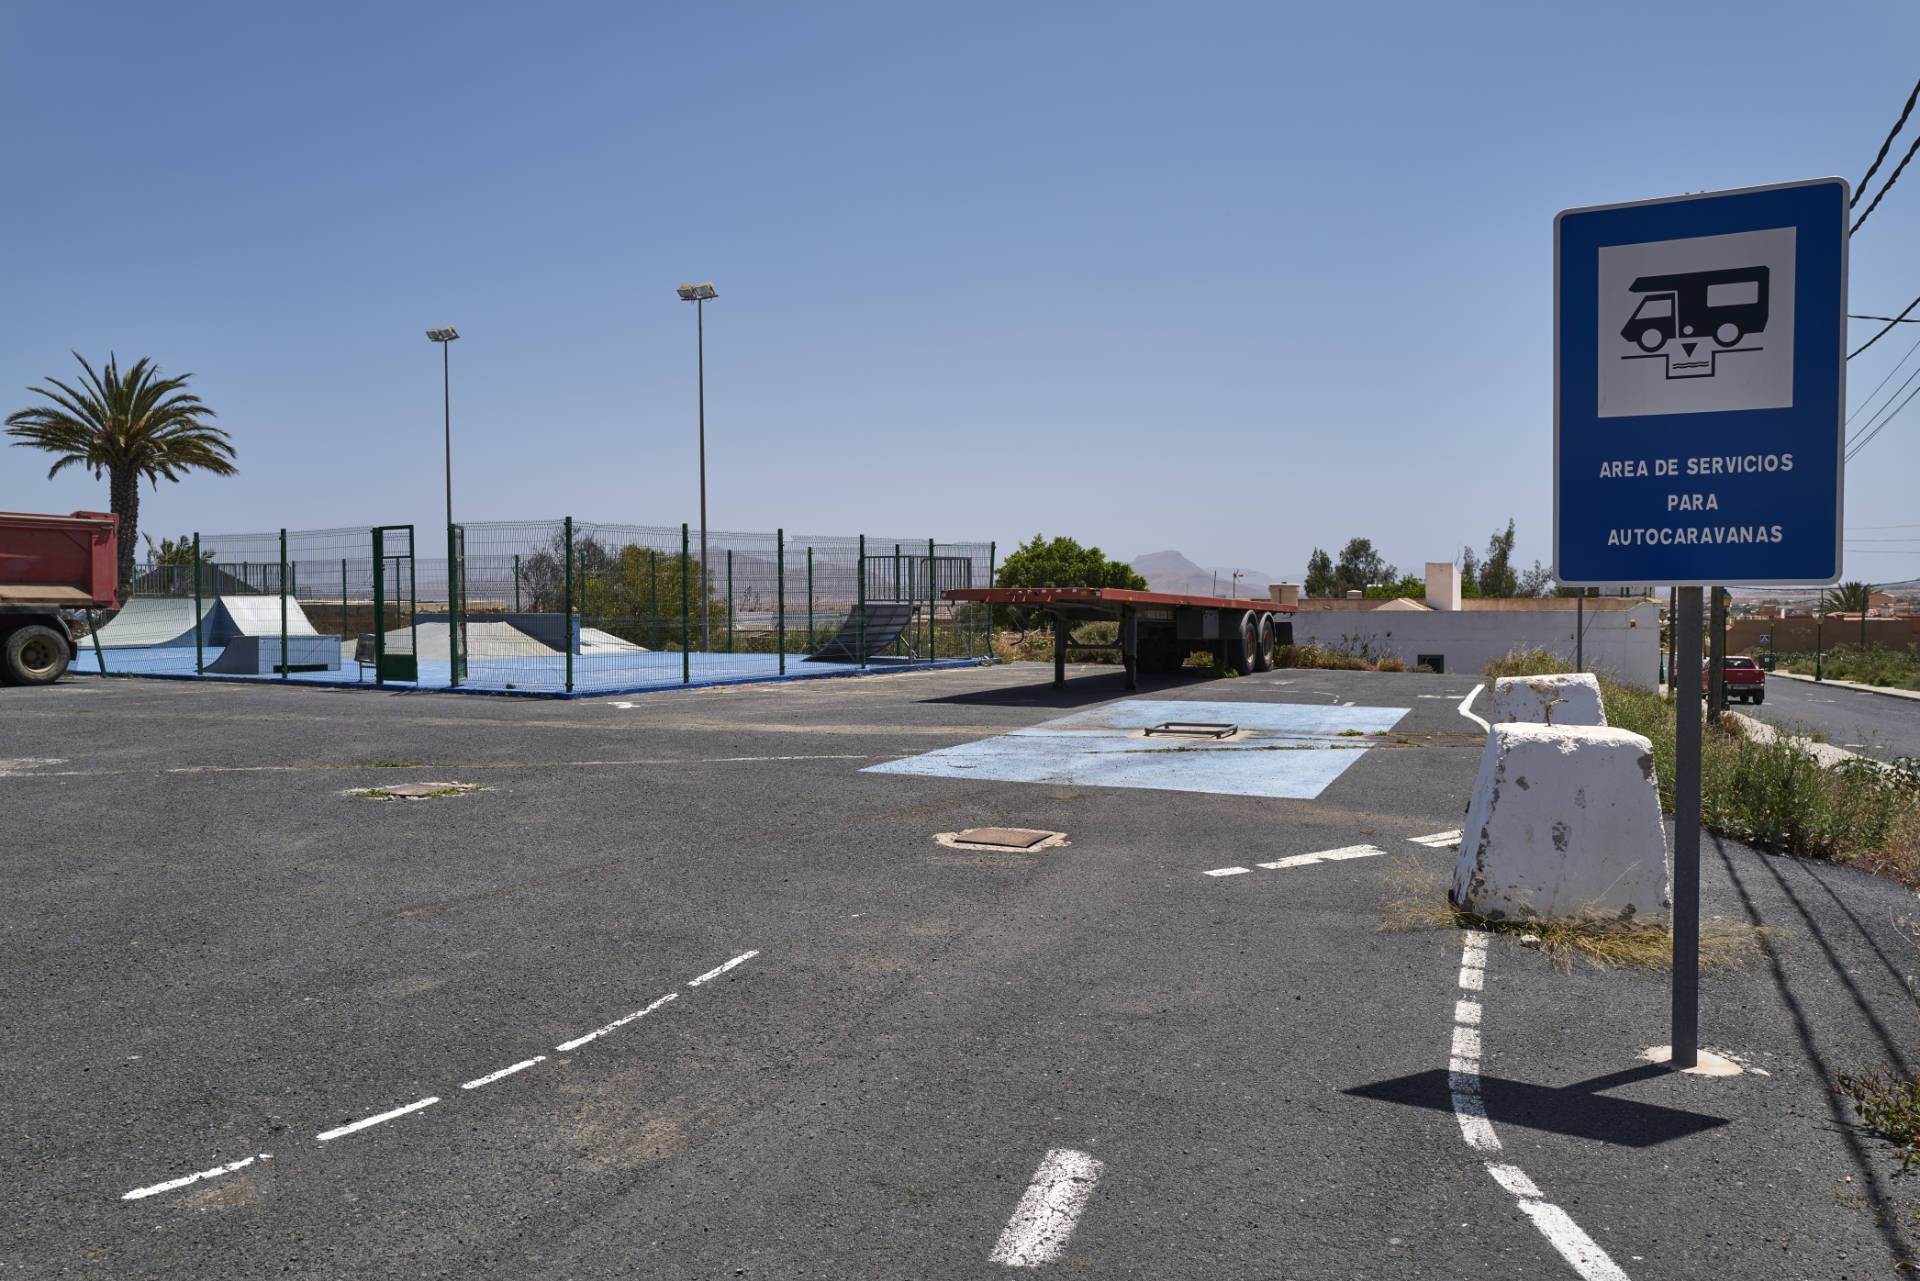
[1555,179,1847,586]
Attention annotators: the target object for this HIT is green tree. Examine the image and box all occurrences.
[1363,572,1426,599]
[6,352,237,593]
[995,534,1147,591]
[1333,537,1395,596]
[142,533,210,566]
[1304,548,1336,598]
[1475,519,1519,597]
[1823,580,1873,614]
[1517,560,1556,597]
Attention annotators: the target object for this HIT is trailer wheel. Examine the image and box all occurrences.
[1222,611,1257,676]
[2,624,70,685]
[1253,615,1275,671]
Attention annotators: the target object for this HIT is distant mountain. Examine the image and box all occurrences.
[1131,550,1278,599]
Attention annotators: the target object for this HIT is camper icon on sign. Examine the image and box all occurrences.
[1619,266,1768,380]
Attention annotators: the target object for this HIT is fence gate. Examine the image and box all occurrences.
[371,524,418,685]
[448,523,468,685]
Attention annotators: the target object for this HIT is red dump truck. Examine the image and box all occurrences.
[0,510,119,685]
[944,586,1298,690]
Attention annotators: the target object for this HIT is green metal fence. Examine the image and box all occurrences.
[92,517,993,694]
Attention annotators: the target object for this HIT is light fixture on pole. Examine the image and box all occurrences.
[676,283,717,650]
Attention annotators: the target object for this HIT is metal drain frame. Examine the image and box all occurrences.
[1142,721,1239,740]
[935,828,1071,853]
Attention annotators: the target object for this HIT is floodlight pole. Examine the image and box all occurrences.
[697,294,708,652]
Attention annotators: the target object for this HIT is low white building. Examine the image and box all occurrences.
[1289,561,1660,683]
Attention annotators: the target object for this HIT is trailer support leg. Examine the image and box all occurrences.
[1053,613,1068,690]
[1122,607,1138,692]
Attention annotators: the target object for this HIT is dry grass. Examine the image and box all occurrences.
[1380,858,1769,972]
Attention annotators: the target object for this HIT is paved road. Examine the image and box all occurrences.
[3,663,1916,1278]
[1745,674,1920,762]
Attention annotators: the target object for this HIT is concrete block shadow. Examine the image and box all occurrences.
[1344,1063,1729,1147]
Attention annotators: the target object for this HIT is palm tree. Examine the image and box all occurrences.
[6,352,237,593]
[1822,580,1873,615]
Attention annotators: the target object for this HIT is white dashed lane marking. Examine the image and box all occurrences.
[989,1148,1105,1267]
[1410,829,1463,848]
[122,949,762,1202]
[1448,932,1632,1280]
[1205,844,1386,877]
[316,1096,440,1142]
[121,1154,271,1201]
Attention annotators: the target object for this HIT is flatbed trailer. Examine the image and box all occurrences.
[944,587,1296,690]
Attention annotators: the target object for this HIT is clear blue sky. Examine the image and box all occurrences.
[4,1,1918,584]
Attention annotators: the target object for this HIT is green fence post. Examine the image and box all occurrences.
[193,533,204,675]
[563,517,575,693]
[649,549,659,650]
[372,527,385,686]
[928,538,937,663]
[681,523,691,684]
[727,549,734,653]
[87,609,107,674]
[858,534,867,670]
[777,529,786,675]
[807,547,814,649]
[987,540,996,663]
[280,529,289,679]
[341,558,349,641]
[513,553,521,612]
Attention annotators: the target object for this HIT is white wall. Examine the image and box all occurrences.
[1289,602,1661,684]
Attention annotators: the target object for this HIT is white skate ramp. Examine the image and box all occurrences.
[220,595,320,638]
[93,598,217,648]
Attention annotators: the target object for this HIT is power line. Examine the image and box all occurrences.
[1850,313,1920,322]
[1846,378,1920,460]
[1846,329,1920,429]
[1854,76,1920,206]
[1852,131,1920,234]
[1848,292,1920,359]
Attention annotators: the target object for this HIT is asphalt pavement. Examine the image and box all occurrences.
[3,662,1917,1279]
[1744,674,1920,762]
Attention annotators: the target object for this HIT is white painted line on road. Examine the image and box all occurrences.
[317,1097,439,1142]
[1447,931,1633,1281]
[1252,843,1386,871]
[1204,866,1251,877]
[688,949,760,986]
[989,1148,1106,1267]
[122,1154,270,1201]
[555,992,677,1052]
[1457,684,1490,732]
[461,1056,546,1090]
[1409,828,1463,848]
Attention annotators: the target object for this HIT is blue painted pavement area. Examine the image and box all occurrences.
[865,698,1410,798]
[80,644,986,698]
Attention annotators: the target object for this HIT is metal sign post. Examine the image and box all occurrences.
[1555,178,1848,1071]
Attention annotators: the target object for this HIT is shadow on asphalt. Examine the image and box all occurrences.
[1343,1065,1728,1146]
[920,673,1219,709]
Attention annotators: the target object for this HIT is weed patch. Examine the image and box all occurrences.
[1381,859,1765,972]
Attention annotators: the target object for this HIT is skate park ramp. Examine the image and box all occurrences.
[804,602,915,663]
[92,598,219,648]
[95,596,324,648]
[384,621,564,664]
[219,596,319,637]
[580,627,646,655]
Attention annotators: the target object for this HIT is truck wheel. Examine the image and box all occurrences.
[2,624,70,685]
[1751,691,1763,706]
[1637,327,1665,352]
[1253,614,1275,671]
[1714,322,1742,347]
[1222,612,1256,676]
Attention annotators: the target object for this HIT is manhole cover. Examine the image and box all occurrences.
[939,827,1069,851]
[1143,721,1238,740]
[348,781,485,801]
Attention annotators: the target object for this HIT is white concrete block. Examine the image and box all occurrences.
[1452,723,1669,924]
[1490,673,1607,727]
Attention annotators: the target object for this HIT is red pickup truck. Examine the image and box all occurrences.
[1705,655,1766,705]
